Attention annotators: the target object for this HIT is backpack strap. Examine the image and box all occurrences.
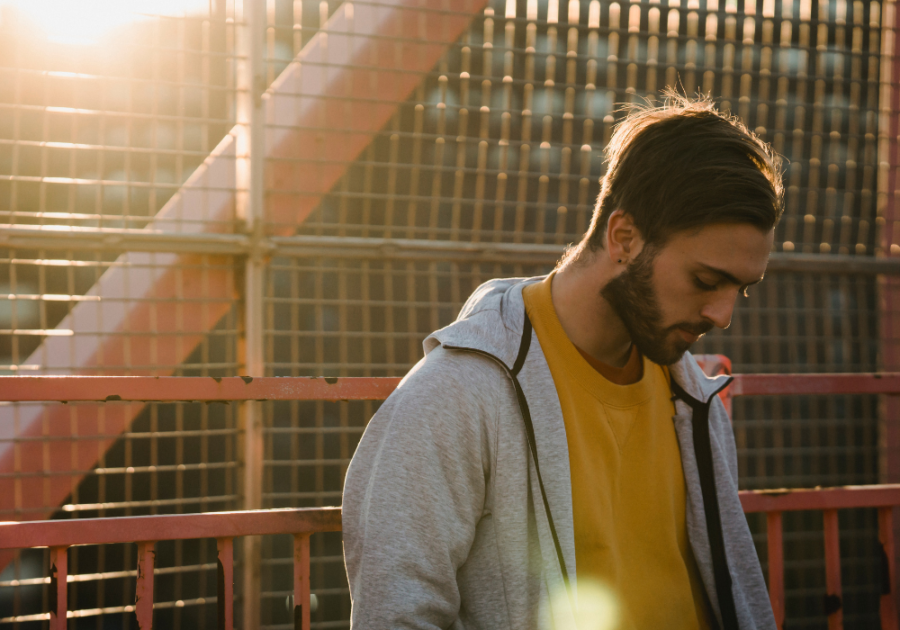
[670,378,740,630]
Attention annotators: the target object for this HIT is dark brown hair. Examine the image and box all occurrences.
[572,93,783,261]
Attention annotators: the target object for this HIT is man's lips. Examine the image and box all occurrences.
[677,328,700,344]
[675,324,712,344]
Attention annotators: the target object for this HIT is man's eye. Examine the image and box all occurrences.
[694,277,717,291]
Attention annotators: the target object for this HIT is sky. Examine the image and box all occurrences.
[0,0,210,45]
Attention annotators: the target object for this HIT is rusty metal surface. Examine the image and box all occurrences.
[135,541,156,630]
[49,546,67,630]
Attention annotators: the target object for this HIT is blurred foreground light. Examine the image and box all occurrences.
[550,578,620,630]
[0,0,208,46]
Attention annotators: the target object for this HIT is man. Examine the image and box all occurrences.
[343,95,781,630]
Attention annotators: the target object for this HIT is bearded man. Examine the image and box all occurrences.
[342,95,781,630]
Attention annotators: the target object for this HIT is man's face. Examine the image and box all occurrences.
[601,222,774,365]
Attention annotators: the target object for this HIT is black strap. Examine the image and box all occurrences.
[510,313,571,585]
[670,379,740,630]
[444,312,570,586]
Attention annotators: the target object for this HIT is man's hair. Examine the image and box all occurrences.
[571,93,783,261]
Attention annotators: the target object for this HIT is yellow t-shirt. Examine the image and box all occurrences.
[523,275,711,630]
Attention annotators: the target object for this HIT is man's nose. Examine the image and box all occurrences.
[700,290,737,330]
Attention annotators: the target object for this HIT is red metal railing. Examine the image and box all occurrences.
[741,486,900,630]
[0,507,342,630]
[2,368,900,628]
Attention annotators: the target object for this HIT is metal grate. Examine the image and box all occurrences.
[0,0,896,628]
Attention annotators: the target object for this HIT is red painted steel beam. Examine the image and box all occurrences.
[0,507,342,550]
[823,510,844,630]
[5,372,900,403]
[217,538,234,630]
[0,376,402,402]
[739,484,900,513]
[49,546,67,630]
[135,541,155,630]
[880,1,900,616]
[766,512,785,630]
[0,0,487,568]
[879,507,899,630]
[730,373,900,396]
[293,534,311,630]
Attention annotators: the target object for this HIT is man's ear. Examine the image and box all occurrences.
[605,210,645,264]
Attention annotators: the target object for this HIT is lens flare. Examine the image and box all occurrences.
[550,578,620,630]
[0,0,208,46]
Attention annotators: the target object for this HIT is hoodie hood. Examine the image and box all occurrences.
[425,275,730,403]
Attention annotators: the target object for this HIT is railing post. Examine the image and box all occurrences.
[293,534,311,630]
[880,0,900,617]
[135,541,156,629]
[236,0,267,626]
[217,537,235,630]
[880,507,899,630]
[823,510,843,630]
[49,546,67,630]
[766,511,785,630]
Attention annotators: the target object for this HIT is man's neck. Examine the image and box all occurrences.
[550,258,634,369]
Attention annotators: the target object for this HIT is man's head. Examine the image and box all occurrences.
[569,94,783,365]
[582,93,783,254]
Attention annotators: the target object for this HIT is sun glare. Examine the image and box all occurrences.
[551,579,620,630]
[1,0,208,45]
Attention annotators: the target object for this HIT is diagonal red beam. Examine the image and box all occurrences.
[0,0,487,553]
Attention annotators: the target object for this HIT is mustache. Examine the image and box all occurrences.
[674,321,714,336]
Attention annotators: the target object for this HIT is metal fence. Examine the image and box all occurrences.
[0,0,898,627]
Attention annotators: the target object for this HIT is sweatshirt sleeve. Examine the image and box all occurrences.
[342,350,499,629]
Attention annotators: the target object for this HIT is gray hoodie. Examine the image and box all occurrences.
[343,276,775,630]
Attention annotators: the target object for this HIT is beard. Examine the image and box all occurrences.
[600,247,713,366]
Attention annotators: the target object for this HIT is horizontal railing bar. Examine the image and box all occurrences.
[3,373,900,403]
[739,485,900,513]
[0,562,217,587]
[1,226,899,274]
[0,507,341,549]
[0,596,215,623]
[0,376,402,402]
[731,373,900,396]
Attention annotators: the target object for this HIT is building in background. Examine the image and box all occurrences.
[0,0,896,627]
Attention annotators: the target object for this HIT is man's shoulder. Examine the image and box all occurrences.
[356,346,515,456]
[398,345,513,403]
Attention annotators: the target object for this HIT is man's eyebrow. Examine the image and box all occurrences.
[699,263,764,287]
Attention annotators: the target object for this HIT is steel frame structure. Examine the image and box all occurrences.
[0,0,898,627]
[0,4,490,615]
